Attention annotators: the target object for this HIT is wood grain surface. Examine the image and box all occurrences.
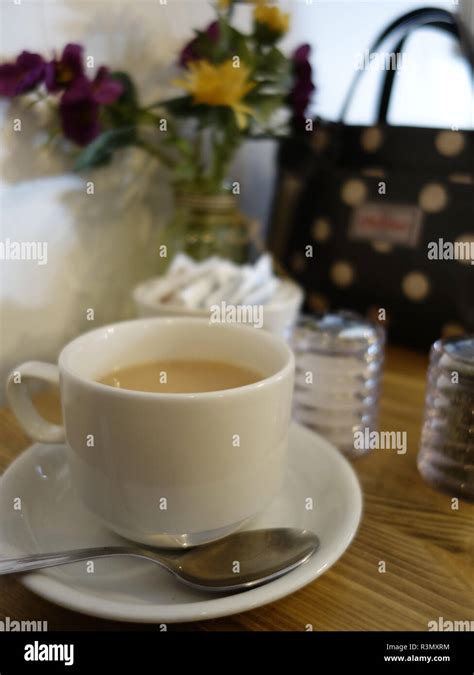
[0,346,473,631]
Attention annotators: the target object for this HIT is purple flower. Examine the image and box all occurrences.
[59,80,100,146]
[179,21,220,67]
[0,51,45,97]
[45,43,84,92]
[59,69,123,146]
[91,66,124,104]
[288,44,315,127]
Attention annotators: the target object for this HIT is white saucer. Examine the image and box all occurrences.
[0,423,362,623]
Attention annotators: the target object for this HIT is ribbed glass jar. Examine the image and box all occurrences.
[291,311,385,458]
[159,191,250,267]
[418,335,474,501]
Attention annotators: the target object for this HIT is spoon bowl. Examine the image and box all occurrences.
[171,528,319,591]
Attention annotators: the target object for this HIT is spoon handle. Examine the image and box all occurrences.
[0,547,141,575]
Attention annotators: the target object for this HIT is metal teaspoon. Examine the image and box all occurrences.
[0,528,319,592]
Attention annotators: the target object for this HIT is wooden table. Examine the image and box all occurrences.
[0,346,473,631]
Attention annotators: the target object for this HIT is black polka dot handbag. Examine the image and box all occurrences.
[269,7,474,350]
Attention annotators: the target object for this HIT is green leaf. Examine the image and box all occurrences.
[246,92,285,124]
[102,72,140,128]
[110,71,138,107]
[73,127,135,171]
[220,26,253,65]
[255,47,289,79]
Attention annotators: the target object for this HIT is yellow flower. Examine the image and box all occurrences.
[254,3,290,35]
[173,59,255,129]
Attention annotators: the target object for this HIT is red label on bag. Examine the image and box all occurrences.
[349,202,423,247]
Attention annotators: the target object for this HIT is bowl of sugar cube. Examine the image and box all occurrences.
[133,253,303,339]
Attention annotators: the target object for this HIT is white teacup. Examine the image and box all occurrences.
[7,318,294,547]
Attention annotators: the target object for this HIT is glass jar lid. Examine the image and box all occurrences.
[292,311,385,357]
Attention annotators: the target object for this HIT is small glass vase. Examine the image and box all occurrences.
[159,190,251,268]
[417,335,474,501]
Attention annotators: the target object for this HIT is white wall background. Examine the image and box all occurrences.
[0,0,472,402]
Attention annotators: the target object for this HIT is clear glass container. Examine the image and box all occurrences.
[418,335,474,501]
[159,191,250,267]
[290,311,385,458]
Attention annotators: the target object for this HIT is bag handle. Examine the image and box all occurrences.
[339,7,473,122]
[377,21,469,124]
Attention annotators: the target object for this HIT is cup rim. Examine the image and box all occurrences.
[58,317,294,400]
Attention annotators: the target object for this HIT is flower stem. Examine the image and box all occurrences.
[134,138,176,169]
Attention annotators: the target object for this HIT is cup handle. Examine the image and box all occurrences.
[6,361,66,444]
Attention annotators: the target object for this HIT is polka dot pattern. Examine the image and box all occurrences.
[341,179,367,207]
[284,120,473,349]
[311,128,330,154]
[360,127,383,153]
[402,272,431,302]
[311,218,332,242]
[290,251,307,274]
[361,168,385,178]
[442,323,465,338]
[454,233,474,265]
[448,173,473,185]
[371,240,393,254]
[330,261,355,288]
[435,131,465,157]
[418,183,448,213]
[308,292,329,313]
